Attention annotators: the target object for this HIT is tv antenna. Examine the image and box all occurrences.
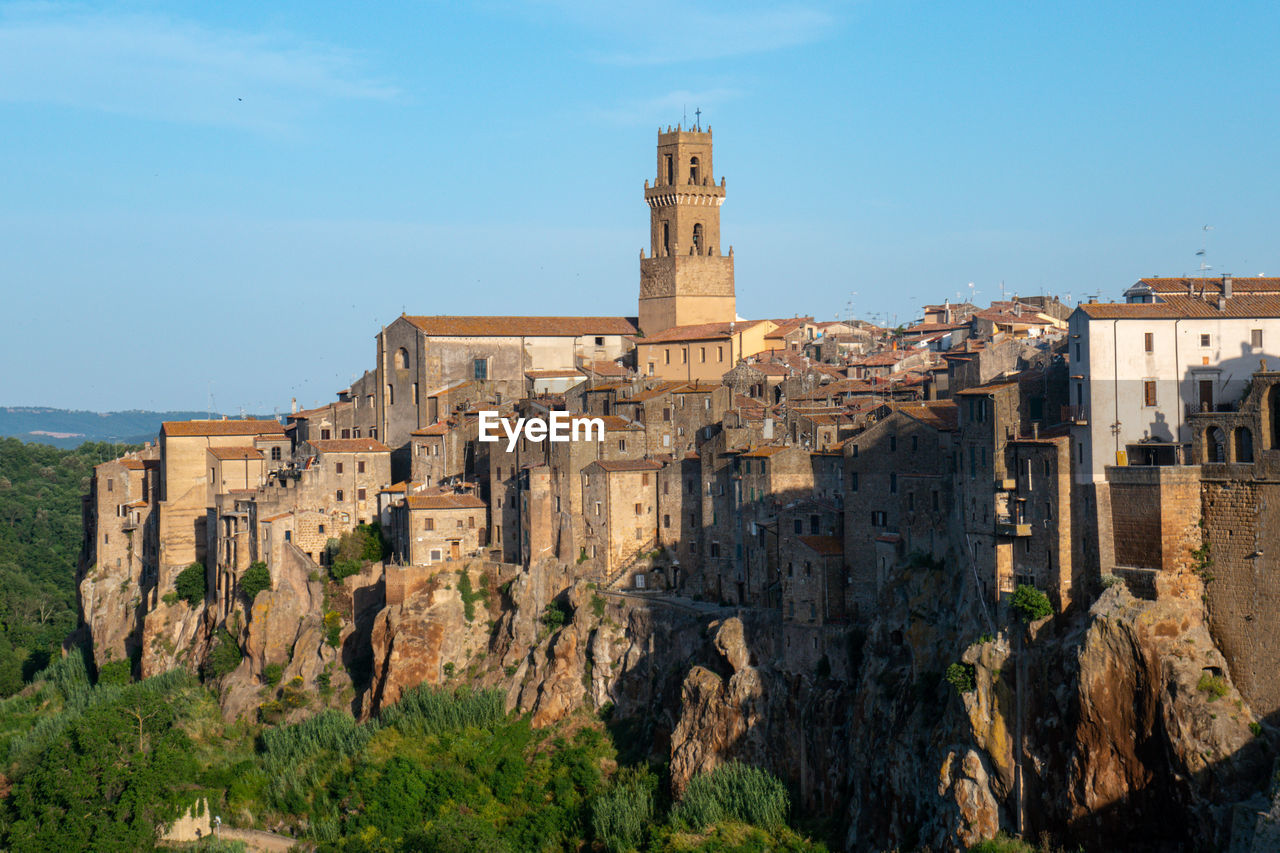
[1196,225,1214,276]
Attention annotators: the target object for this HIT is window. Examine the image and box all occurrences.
[473,358,488,380]
[664,349,671,365]
[851,472,859,491]
[793,519,802,534]
[851,444,859,458]
[457,519,464,529]
[634,502,642,515]
[810,514,820,534]
[908,493,915,511]
[692,223,703,254]
[681,349,687,364]
[619,439,627,451]
[595,501,601,516]
[357,488,366,500]
[911,435,918,452]
[468,516,475,529]
[353,428,361,438]
[1200,333,1211,347]
[662,221,670,254]
[662,408,671,422]
[396,347,409,369]
[412,383,419,404]
[699,347,706,363]
[318,524,325,534]
[871,510,887,526]
[430,549,442,562]
[336,462,344,474]
[336,490,344,502]
[386,384,394,405]
[641,472,650,485]
[341,428,351,439]
[595,336,604,346]
[663,514,670,528]
[269,447,281,463]
[689,156,699,184]
[1144,332,1154,353]
[889,435,897,452]
[665,155,673,185]
[717,346,724,361]
[1143,380,1157,407]
[932,491,940,511]
[710,542,721,558]
[357,461,365,474]
[890,473,897,494]
[1253,329,1264,348]
[425,518,434,531]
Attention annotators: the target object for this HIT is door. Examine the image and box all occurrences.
[450,540,460,560]
[1200,379,1214,413]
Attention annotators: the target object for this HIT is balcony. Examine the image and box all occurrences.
[995,517,1032,537]
[1061,405,1088,425]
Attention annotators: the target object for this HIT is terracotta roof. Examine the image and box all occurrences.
[954,379,1021,395]
[118,458,146,470]
[525,369,585,379]
[405,315,637,337]
[639,320,770,344]
[162,418,285,437]
[412,422,452,436]
[405,493,487,510]
[741,445,789,458]
[1077,294,1280,319]
[974,309,1053,325]
[588,381,629,392]
[381,481,409,493]
[1135,276,1280,295]
[671,382,719,393]
[207,446,264,461]
[626,382,685,402]
[261,512,293,522]
[893,401,959,431]
[571,414,638,431]
[592,459,663,472]
[875,533,902,544]
[797,535,843,556]
[589,360,626,377]
[859,352,908,366]
[308,438,391,453]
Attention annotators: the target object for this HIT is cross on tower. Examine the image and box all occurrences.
[694,107,701,129]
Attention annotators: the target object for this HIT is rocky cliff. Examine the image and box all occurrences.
[77,549,1279,851]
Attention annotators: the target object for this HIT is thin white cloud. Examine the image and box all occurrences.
[596,87,743,126]
[0,6,396,132]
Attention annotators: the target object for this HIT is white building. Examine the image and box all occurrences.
[1069,276,1280,483]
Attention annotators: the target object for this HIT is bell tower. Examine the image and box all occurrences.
[638,124,736,335]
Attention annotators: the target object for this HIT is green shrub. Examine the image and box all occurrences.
[456,571,487,622]
[240,561,271,601]
[542,600,571,631]
[1010,584,1053,623]
[174,562,206,606]
[1250,721,1264,736]
[323,611,342,648]
[1197,672,1229,701]
[262,663,284,686]
[945,662,976,694]
[205,630,242,679]
[591,594,606,619]
[329,559,361,582]
[317,669,332,696]
[673,762,789,832]
[96,658,131,686]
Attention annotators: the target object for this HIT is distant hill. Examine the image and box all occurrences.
[0,407,239,448]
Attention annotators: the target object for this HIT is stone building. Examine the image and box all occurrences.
[391,492,488,566]
[579,459,663,586]
[636,320,777,382]
[844,402,959,613]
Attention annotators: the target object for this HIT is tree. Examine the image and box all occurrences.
[240,562,271,602]
[1011,584,1053,623]
[173,563,206,607]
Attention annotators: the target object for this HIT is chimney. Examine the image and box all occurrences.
[291,397,298,415]
[1032,421,1040,439]
[1187,280,1195,296]
[1223,275,1234,299]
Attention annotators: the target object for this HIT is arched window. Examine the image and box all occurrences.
[692,223,703,255]
[689,156,700,185]
[665,155,673,185]
[386,384,394,405]
[1208,426,1227,463]
[396,347,409,370]
[1235,427,1254,463]
[662,222,670,255]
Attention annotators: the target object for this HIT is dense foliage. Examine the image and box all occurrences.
[239,562,271,602]
[0,439,137,696]
[0,660,824,852]
[173,562,207,606]
[327,522,388,581]
[1010,584,1053,623]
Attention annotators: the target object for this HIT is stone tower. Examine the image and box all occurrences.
[638,125,736,335]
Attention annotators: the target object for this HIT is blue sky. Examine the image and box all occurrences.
[2,0,1278,412]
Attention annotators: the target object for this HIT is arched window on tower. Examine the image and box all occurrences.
[692,223,703,255]
[665,155,673,185]
[689,156,700,185]
[662,222,670,256]
[396,347,409,370]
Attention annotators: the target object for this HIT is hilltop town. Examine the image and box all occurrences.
[75,125,1280,850]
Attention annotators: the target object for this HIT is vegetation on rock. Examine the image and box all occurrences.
[174,562,207,607]
[239,562,271,602]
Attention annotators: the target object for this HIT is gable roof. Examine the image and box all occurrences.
[162,419,285,437]
[404,315,637,337]
[592,459,663,472]
[308,438,391,453]
[405,493,487,510]
[893,401,959,431]
[798,535,843,556]
[639,320,771,344]
[1077,294,1280,319]
[207,446,264,461]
